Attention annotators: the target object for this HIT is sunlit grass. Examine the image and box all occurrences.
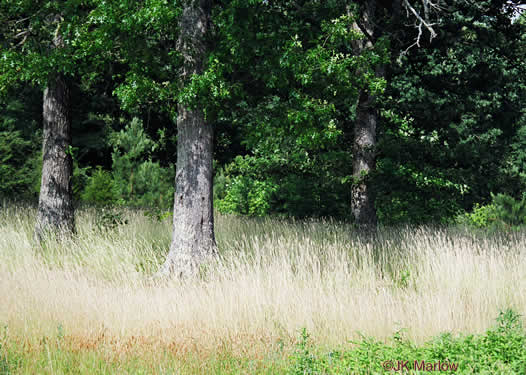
[1,203,525,373]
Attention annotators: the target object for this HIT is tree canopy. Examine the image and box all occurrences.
[1,0,525,225]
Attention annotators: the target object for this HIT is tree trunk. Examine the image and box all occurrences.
[35,72,75,241]
[351,0,380,228]
[352,88,379,227]
[157,0,217,278]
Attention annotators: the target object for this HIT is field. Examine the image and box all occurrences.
[1,204,526,374]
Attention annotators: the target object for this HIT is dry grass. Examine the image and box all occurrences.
[1,204,526,360]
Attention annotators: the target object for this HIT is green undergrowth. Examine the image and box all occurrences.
[288,309,526,375]
[1,310,526,374]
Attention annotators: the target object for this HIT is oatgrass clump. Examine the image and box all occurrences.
[0,204,525,372]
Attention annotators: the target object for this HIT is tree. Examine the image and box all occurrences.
[351,1,384,227]
[2,0,524,232]
[80,0,217,276]
[0,4,81,239]
[212,0,386,220]
[157,0,217,277]
[353,0,525,226]
[212,0,446,225]
[0,0,131,239]
[35,15,75,240]
[0,0,157,238]
[350,0,445,227]
[375,0,526,223]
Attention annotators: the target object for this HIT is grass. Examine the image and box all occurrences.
[1,203,526,373]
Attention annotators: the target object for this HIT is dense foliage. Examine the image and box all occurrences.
[377,0,526,224]
[1,0,525,223]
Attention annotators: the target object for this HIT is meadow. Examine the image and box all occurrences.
[1,204,526,374]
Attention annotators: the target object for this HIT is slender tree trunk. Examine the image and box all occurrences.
[352,88,379,226]
[35,72,75,241]
[158,0,217,278]
[351,0,381,228]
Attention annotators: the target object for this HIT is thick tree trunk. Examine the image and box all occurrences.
[35,72,75,241]
[158,105,216,277]
[351,0,380,228]
[158,0,217,278]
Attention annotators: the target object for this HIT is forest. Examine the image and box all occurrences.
[1,0,526,374]
[1,0,525,226]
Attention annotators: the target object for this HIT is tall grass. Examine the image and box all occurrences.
[1,204,525,361]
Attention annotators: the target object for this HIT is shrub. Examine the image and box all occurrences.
[459,193,526,229]
[287,309,526,374]
[492,193,526,228]
[215,154,351,218]
[0,128,40,199]
[458,203,497,228]
[81,167,116,205]
[216,173,277,216]
[110,118,174,208]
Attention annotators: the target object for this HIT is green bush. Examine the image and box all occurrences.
[0,89,42,200]
[458,203,497,228]
[216,173,277,216]
[0,128,40,199]
[375,158,465,225]
[287,309,526,374]
[215,154,352,219]
[81,167,116,205]
[492,193,526,228]
[459,193,526,229]
[215,157,278,216]
[72,161,92,201]
[109,118,174,208]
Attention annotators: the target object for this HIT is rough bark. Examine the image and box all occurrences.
[157,0,217,278]
[352,0,380,228]
[35,22,75,241]
[35,73,75,241]
[352,88,379,227]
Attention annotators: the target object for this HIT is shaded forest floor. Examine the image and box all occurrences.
[1,204,526,374]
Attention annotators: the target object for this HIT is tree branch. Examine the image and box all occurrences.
[403,0,437,43]
[14,30,30,39]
